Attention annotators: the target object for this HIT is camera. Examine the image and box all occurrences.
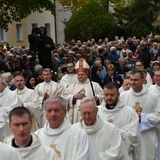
[28,27,42,53]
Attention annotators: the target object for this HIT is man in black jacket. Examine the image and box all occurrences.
[138,43,151,68]
[38,27,55,69]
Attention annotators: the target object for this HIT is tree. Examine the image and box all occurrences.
[57,0,110,12]
[0,0,55,30]
[64,2,118,42]
[113,0,160,38]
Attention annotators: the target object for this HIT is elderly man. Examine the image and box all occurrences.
[0,142,22,160]
[0,76,21,141]
[98,82,140,160]
[14,75,42,129]
[120,69,160,160]
[5,107,58,160]
[115,58,130,79]
[35,96,89,160]
[75,97,130,160]
[119,76,131,93]
[63,58,103,123]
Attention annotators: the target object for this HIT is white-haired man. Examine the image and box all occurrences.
[35,96,89,160]
[75,97,130,160]
[63,58,103,123]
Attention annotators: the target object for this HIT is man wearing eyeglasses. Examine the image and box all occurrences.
[63,58,103,124]
[74,97,130,160]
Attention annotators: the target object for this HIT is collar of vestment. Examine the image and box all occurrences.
[80,116,103,134]
[44,80,52,85]
[16,86,28,94]
[44,118,71,136]
[12,135,32,148]
[130,86,148,96]
[100,99,125,112]
[105,104,115,110]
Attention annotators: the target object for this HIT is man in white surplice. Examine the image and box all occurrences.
[59,62,77,89]
[74,97,130,160]
[98,82,141,160]
[34,68,63,103]
[63,58,103,123]
[149,69,160,100]
[35,96,89,160]
[120,69,160,160]
[5,107,58,160]
[14,75,43,129]
[34,68,63,124]
[0,76,21,141]
[149,69,160,160]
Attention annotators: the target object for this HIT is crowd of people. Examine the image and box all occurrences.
[1,31,160,160]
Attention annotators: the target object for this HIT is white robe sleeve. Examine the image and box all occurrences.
[99,126,130,160]
[74,131,89,160]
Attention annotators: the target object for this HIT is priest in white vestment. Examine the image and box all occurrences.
[135,60,152,88]
[63,58,103,123]
[14,75,43,129]
[75,97,130,160]
[98,82,141,160]
[5,107,58,160]
[0,76,21,141]
[34,68,63,124]
[120,69,160,160]
[149,70,160,160]
[34,68,63,102]
[149,70,160,100]
[0,142,22,160]
[35,96,89,160]
[59,62,77,89]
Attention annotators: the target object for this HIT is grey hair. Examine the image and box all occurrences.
[14,75,25,83]
[1,72,11,83]
[0,76,7,87]
[80,97,97,109]
[43,96,67,110]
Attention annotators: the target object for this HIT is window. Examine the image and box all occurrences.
[0,26,7,42]
[16,24,23,41]
[45,23,51,36]
[32,23,38,29]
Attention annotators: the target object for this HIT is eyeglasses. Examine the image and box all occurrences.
[81,111,95,116]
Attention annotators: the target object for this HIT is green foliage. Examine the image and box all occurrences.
[64,2,118,42]
[57,0,110,12]
[0,0,55,30]
[113,0,160,38]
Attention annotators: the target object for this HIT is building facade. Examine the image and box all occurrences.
[0,2,72,47]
